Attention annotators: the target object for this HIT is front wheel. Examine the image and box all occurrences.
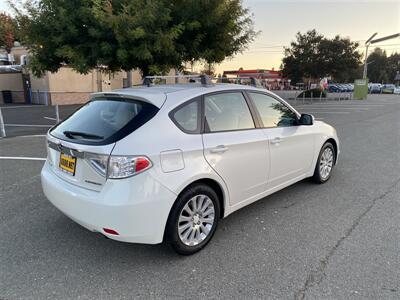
[313,142,335,183]
[165,184,220,255]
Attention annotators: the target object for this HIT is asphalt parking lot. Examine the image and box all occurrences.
[0,104,81,138]
[1,94,400,299]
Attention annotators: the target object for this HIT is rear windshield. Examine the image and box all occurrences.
[50,97,159,145]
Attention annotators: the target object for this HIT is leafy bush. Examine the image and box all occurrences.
[297,88,327,98]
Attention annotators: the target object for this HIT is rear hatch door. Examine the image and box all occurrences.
[46,135,113,191]
[46,96,159,191]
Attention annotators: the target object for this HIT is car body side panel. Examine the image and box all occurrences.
[262,125,315,189]
[224,124,339,217]
[202,129,269,206]
[111,103,232,216]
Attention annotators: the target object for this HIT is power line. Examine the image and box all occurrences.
[247,44,400,53]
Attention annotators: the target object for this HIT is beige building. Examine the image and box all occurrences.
[0,46,176,105]
[28,67,145,105]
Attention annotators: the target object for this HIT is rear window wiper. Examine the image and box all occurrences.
[63,131,104,140]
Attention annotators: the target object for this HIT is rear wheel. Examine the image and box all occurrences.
[165,184,220,255]
[313,142,335,183]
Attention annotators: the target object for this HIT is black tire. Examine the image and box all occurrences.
[165,184,220,255]
[312,142,335,184]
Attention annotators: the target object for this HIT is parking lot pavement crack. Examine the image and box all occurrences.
[294,177,400,300]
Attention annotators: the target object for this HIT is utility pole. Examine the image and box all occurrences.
[363,33,378,79]
[364,33,400,79]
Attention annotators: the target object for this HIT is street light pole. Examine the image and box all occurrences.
[363,32,378,79]
[363,33,400,80]
[362,44,370,79]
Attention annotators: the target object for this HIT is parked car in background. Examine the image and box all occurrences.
[41,78,340,255]
[344,84,354,92]
[393,86,400,95]
[369,83,382,94]
[328,84,343,93]
[328,84,339,93]
[328,83,353,93]
[381,84,395,94]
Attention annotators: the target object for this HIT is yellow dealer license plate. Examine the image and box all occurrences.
[59,153,77,175]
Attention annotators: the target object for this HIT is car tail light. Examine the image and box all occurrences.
[108,156,152,179]
[86,153,109,177]
[86,154,152,179]
[134,157,151,173]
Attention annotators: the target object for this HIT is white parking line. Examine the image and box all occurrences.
[4,124,53,127]
[306,111,350,114]
[298,107,369,110]
[44,116,57,121]
[12,134,47,138]
[0,156,46,161]
[0,105,43,109]
[293,104,384,107]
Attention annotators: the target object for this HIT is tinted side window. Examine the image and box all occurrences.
[204,92,255,132]
[249,93,298,128]
[171,99,200,133]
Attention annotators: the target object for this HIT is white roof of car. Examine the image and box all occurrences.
[91,83,263,108]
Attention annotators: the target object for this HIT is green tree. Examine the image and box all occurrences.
[318,35,361,82]
[387,52,400,83]
[282,30,324,84]
[282,30,361,84]
[170,0,257,67]
[366,48,389,83]
[92,0,183,76]
[365,48,400,83]
[13,0,256,77]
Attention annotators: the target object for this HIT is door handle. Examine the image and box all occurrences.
[210,145,229,153]
[270,137,283,145]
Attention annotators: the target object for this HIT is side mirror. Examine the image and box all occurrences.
[299,113,314,125]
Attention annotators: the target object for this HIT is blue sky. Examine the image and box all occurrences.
[1,0,399,73]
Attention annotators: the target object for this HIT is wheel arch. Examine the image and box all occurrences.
[175,178,226,219]
[162,177,228,243]
[325,138,338,164]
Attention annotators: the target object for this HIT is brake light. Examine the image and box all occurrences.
[107,156,152,179]
[86,155,152,179]
[135,157,151,173]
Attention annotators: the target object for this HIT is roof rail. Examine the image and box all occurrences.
[141,74,265,89]
[142,74,213,87]
[228,76,263,88]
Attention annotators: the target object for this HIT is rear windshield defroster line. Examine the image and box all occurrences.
[50,97,159,145]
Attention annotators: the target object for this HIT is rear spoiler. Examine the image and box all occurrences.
[89,92,167,108]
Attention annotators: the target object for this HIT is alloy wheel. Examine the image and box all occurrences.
[319,147,334,180]
[177,194,215,246]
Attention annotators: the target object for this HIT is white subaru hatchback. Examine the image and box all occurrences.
[41,78,339,255]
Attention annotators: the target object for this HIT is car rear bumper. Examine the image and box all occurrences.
[41,161,177,244]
